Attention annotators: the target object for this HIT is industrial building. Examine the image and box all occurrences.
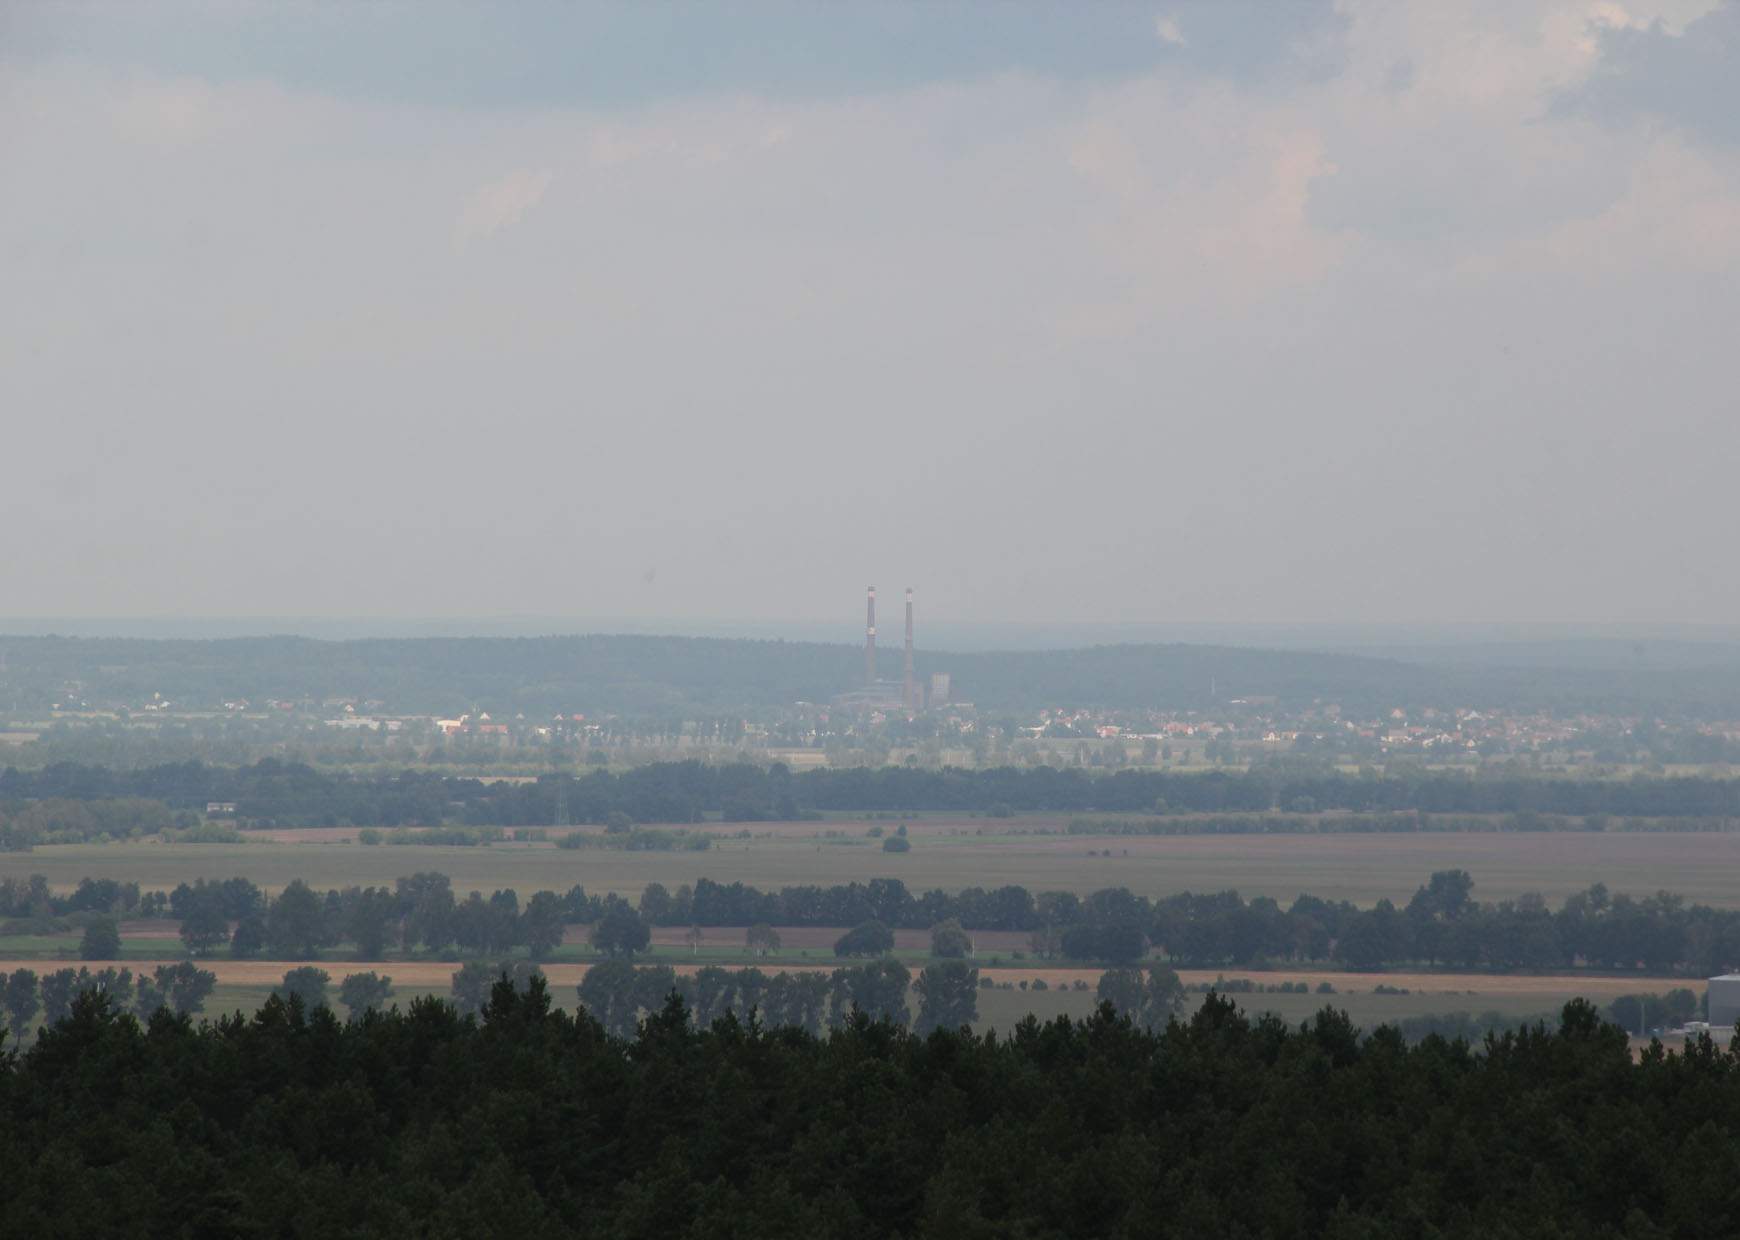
[831,585,944,713]
[1709,974,1740,1031]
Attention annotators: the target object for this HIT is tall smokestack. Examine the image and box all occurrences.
[903,588,916,710]
[865,586,877,685]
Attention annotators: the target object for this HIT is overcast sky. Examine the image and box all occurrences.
[3,1,1737,629]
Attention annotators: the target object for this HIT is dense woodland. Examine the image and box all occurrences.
[7,867,1740,977]
[9,631,1740,717]
[4,980,1739,1238]
[10,759,1740,845]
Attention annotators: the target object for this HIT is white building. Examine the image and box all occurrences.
[1707,974,1740,1030]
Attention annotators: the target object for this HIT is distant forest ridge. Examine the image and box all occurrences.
[5,633,1740,716]
[8,762,1740,841]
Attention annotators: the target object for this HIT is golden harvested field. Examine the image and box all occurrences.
[10,826,1740,906]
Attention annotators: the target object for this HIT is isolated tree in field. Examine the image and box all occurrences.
[833,919,895,958]
[80,918,122,961]
[929,919,973,959]
[590,901,650,957]
[450,961,495,1017]
[881,835,911,854]
[339,971,394,1017]
[521,890,566,961]
[275,966,332,1011]
[1096,967,1146,1019]
[179,901,230,957]
[746,923,781,957]
[266,880,328,959]
[604,810,634,834]
[913,962,978,1034]
[1096,964,1185,1032]
[136,961,217,1017]
[3,968,39,1038]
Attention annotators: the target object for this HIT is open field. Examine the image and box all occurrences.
[12,825,1740,905]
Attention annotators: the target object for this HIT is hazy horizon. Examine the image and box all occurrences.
[10,614,1740,666]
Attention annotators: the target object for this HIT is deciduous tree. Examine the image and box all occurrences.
[914,962,978,1034]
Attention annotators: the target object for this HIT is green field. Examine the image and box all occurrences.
[10,825,1740,906]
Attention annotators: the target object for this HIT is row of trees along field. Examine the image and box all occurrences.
[4,977,1740,1236]
[0,952,1702,1066]
[10,868,1740,976]
[13,760,1740,840]
[0,956,1056,1045]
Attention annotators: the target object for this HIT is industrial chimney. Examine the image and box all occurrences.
[865,586,877,685]
[903,588,916,710]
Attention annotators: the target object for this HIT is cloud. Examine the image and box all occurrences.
[1561,0,1740,142]
[3,5,1740,624]
[455,168,555,244]
[1149,0,1350,85]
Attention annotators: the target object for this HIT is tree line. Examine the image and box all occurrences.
[6,976,1740,1236]
[12,759,1740,841]
[1,963,217,1036]
[11,865,1740,977]
[569,959,979,1038]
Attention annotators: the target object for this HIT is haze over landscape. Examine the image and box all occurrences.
[5,4,1740,1237]
[5,0,1740,625]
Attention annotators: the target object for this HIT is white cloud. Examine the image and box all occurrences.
[455,168,555,244]
[1154,15,1187,47]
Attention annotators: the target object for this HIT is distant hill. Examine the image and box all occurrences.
[3,633,1740,718]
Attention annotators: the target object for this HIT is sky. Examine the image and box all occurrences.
[2,0,1738,630]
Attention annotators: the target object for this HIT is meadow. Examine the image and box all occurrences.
[9,817,1740,907]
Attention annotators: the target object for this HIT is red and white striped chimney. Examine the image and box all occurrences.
[865,586,877,685]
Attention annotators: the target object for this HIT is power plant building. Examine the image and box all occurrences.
[832,585,942,713]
